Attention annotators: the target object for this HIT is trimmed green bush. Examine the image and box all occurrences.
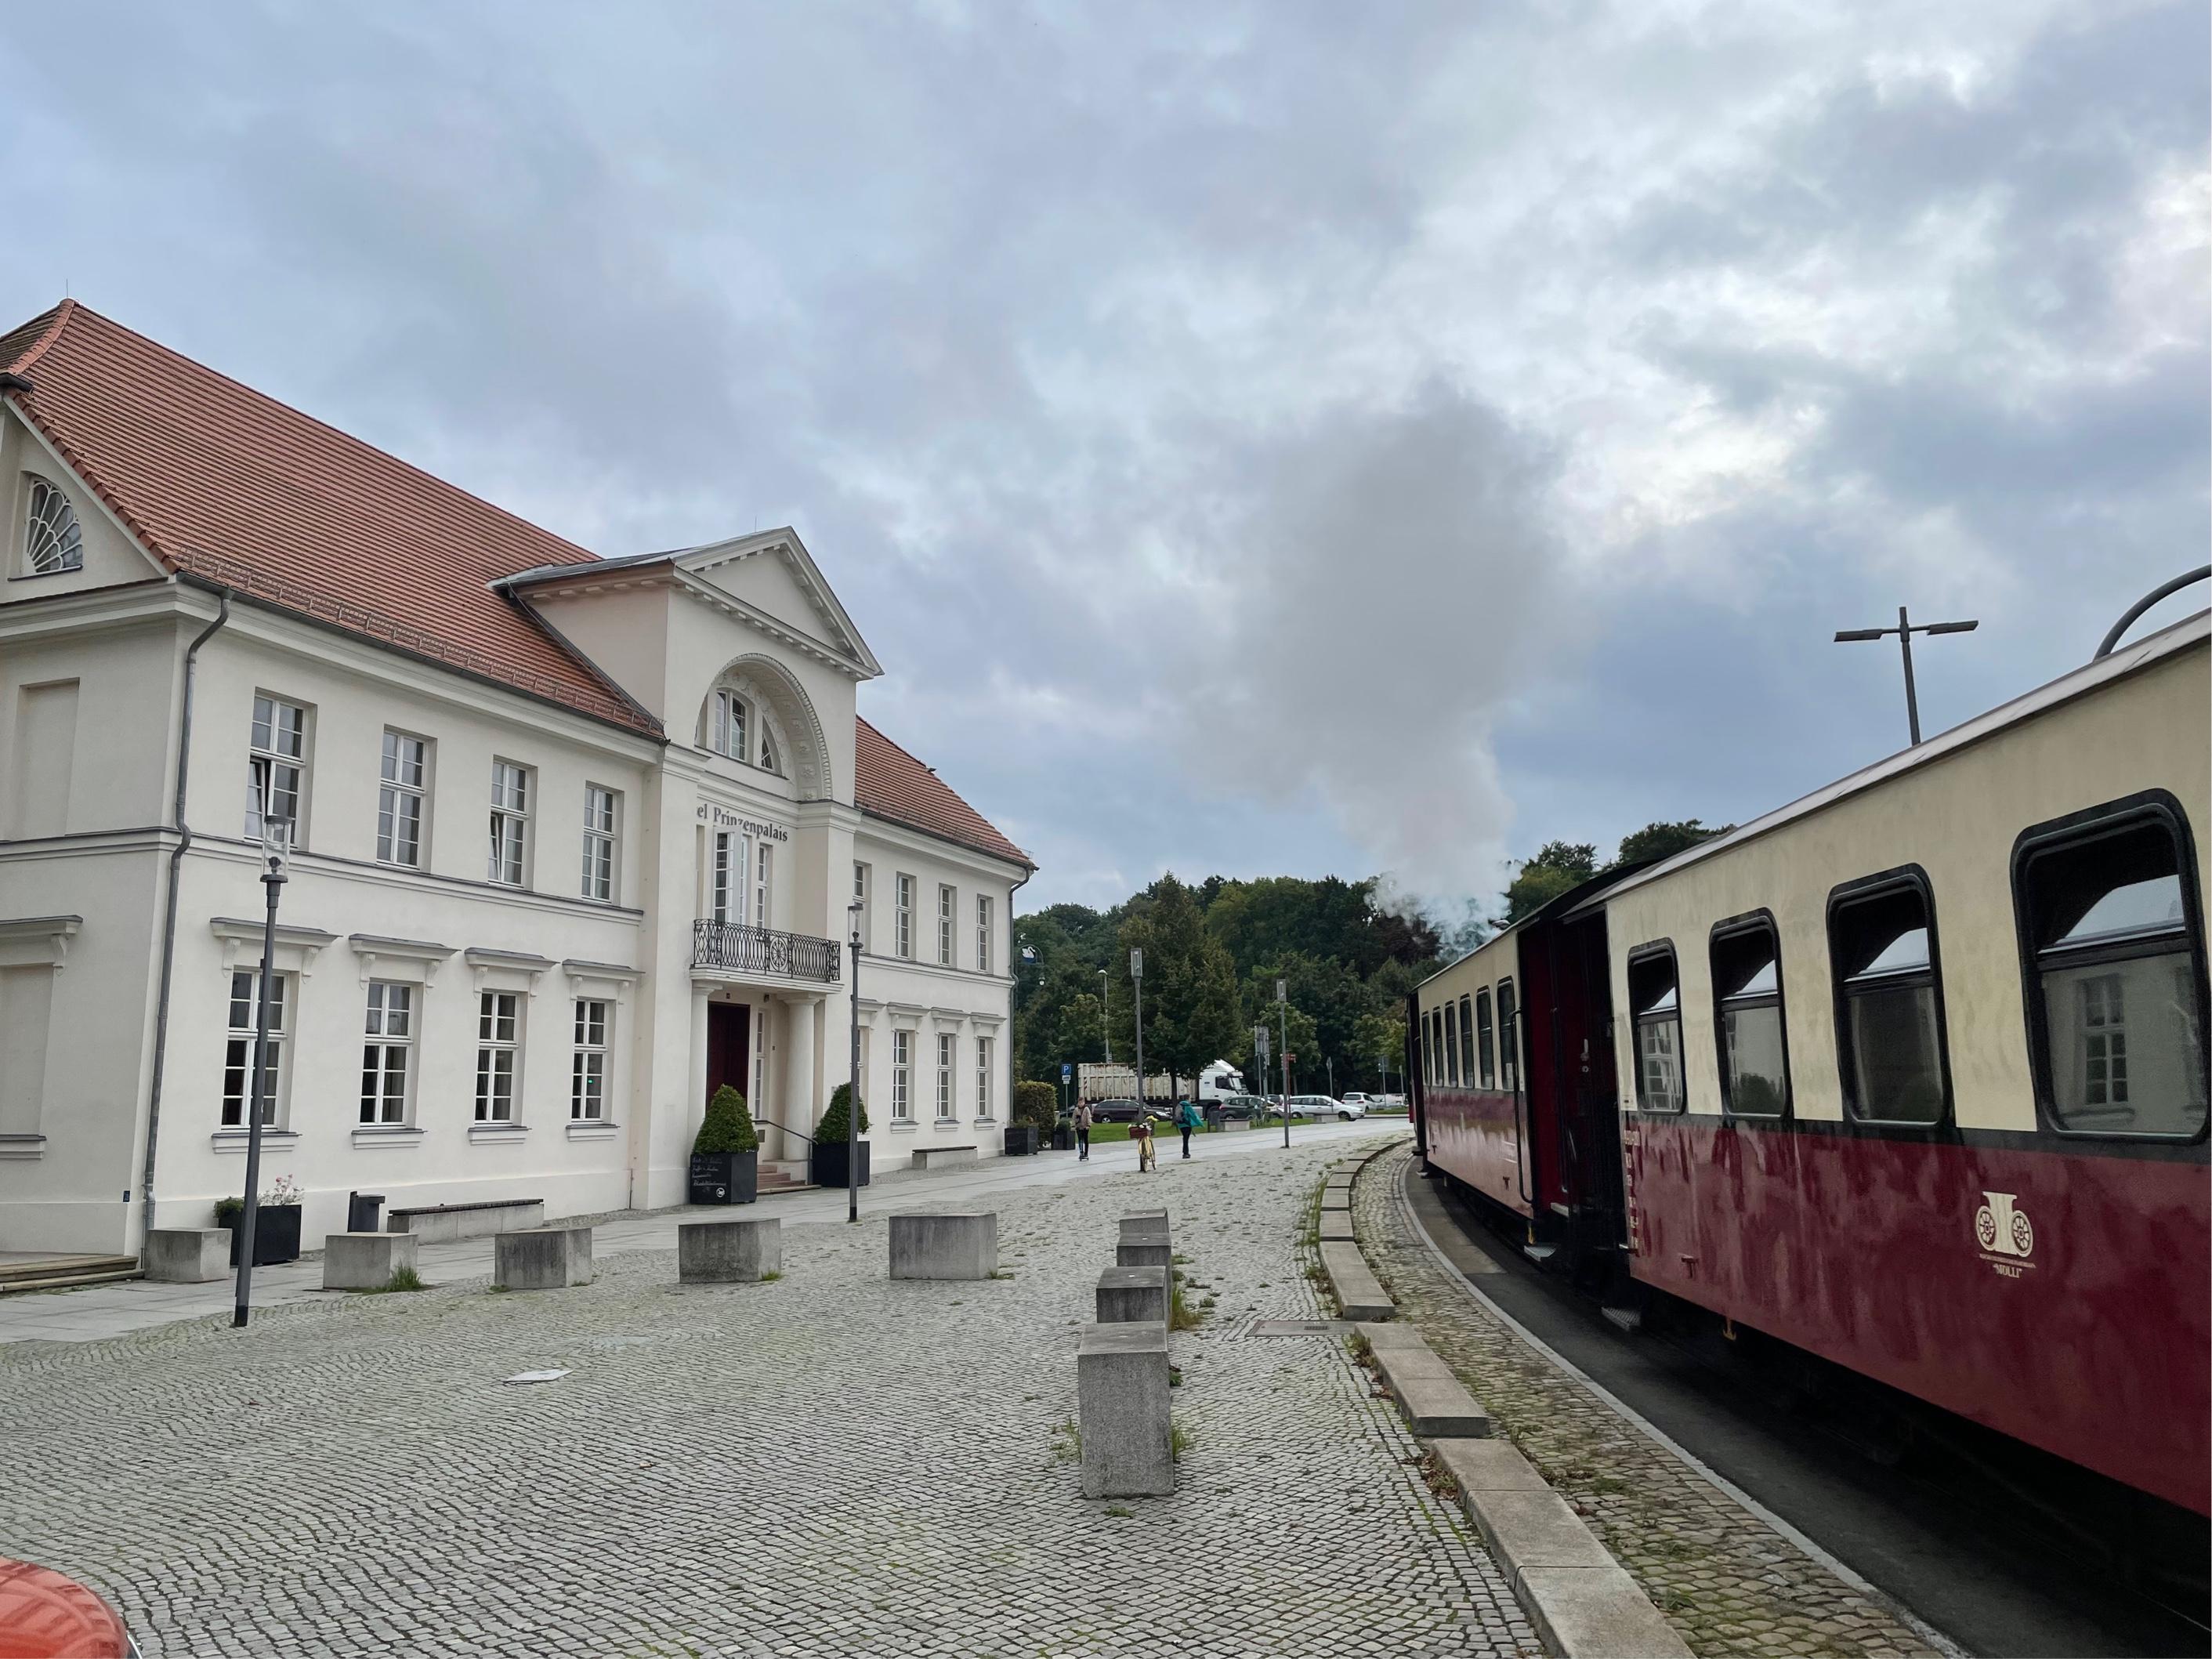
[1012,1080,1056,1131]
[817,1081,868,1142]
[693,1084,759,1155]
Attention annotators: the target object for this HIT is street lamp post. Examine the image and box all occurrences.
[1834,607,1978,745]
[1253,1022,1269,1134]
[1276,979,1291,1150]
[1129,949,1144,1117]
[847,898,863,1225]
[231,816,291,1330]
[1099,967,1113,1064]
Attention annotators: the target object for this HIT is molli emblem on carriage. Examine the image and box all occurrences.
[1974,1190,2037,1277]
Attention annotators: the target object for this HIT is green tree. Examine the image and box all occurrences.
[1503,840,1598,923]
[1612,819,1732,869]
[1352,1009,1407,1092]
[1113,874,1243,1098]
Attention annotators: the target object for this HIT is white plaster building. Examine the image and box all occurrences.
[0,301,1033,1256]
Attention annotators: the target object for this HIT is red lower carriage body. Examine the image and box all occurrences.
[1421,1086,1534,1219]
[1625,1113,2211,1516]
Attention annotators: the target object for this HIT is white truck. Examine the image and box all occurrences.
[1076,1059,1246,1103]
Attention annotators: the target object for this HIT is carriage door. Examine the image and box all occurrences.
[1570,915,1628,1255]
[706,1002,751,1107]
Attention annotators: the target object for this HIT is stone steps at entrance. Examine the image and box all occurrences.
[0,1254,143,1295]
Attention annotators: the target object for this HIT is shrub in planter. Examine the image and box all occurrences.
[811,1083,870,1188]
[216,1177,304,1266]
[1012,1081,1056,1132]
[689,1085,760,1205]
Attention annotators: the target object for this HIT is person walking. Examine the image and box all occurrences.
[1135,1110,1158,1173]
[1073,1099,1094,1162]
[1175,1096,1201,1160]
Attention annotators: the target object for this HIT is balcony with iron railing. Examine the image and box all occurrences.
[691,918,842,984]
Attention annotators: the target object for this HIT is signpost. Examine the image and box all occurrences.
[1276,979,1291,1149]
[1130,949,1144,1118]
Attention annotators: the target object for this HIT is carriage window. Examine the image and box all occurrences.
[1628,948,1683,1112]
[1443,999,1461,1086]
[1497,978,1519,1093]
[1713,918,1789,1117]
[1475,989,1495,1088]
[1830,875,1948,1125]
[1458,994,1475,1085]
[2018,801,2207,1139]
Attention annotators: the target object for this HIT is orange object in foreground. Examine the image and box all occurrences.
[0,1559,133,1659]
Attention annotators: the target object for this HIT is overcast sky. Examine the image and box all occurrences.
[4,2,2203,916]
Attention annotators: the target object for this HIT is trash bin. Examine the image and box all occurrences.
[347,1191,386,1233]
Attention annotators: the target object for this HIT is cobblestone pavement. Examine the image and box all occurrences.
[1357,1145,1947,1659]
[2,1134,1539,1658]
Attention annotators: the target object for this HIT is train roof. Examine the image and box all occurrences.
[1570,608,2210,918]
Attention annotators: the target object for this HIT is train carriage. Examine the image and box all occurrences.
[1589,612,2209,1516]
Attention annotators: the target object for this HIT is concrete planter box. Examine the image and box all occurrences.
[1077,1321,1175,1498]
[1003,1125,1039,1157]
[1095,1265,1169,1324]
[223,1204,301,1267]
[146,1228,230,1284]
[811,1140,870,1190]
[323,1231,418,1290]
[687,1149,758,1206]
[1049,1125,1076,1151]
[679,1216,782,1283]
[494,1226,593,1291]
[888,1211,997,1280]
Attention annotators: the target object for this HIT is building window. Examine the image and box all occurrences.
[1496,979,1519,1094]
[2016,796,2207,1139]
[221,970,287,1126]
[1457,994,1475,1085]
[1830,872,1949,1125]
[896,874,914,959]
[487,761,530,886]
[378,730,427,868]
[1629,949,1682,1113]
[581,785,618,902]
[892,1030,912,1120]
[977,1034,994,1118]
[711,689,749,762]
[1443,999,1461,1086]
[711,831,737,925]
[754,840,773,930]
[572,998,609,1120]
[23,477,82,574]
[977,894,994,975]
[246,695,306,842]
[758,722,779,773]
[854,862,871,945]
[937,884,956,966]
[360,981,413,1125]
[1475,989,1495,1088]
[1712,917,1788,1117]
[936,1031,957,1118]
[475,991,520,1121]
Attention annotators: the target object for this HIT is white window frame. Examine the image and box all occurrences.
[571,998,610,1121]
[378,729,428,868]
[23,476,84,574]
[976,894,993,976]
[896,874,914,960]
[246,694,308,842]
[936,1031,957,1119]
[711,689,749,762]
[581,784,618,903]
[892,1029,912,1121]
[938,883,956,967]
[976,1034,994,1120]
[711,831,737,925]
[854,862,871,947]
[475,991,521,1121]
[360,980,415,1125]
[221,969,288,1127]
[488,760,530,886]
[754,840,773,932]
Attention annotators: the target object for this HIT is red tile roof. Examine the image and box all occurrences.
[2,301,1029,869]
[1,301,657,733]
[857,716,1031,868]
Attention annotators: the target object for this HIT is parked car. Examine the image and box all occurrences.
[1215,1093,1269,1120]
[1288,1093,1363,1121]
[0,1558,139,1657]
[1339,1092,1371,1108]
[1087,1098,1149,1124]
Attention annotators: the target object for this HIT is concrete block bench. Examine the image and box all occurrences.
[145,1228,228,1284]
[324,1231,418,1290]
[1319,1215,1357,1244]
[1319,1241,1394,1321]
[388,1198,545,1244]
[1077,1320,1174,1498]
[1122,1208,1168,1230]
[494,1225,592,1291]
[1367,1329,1490,1438]
[679,1215,781,1283]
[889,1211,997,1280]
[1318,1191,1352,1215]
[1095,1265,1168,1324]
[911,1144,978,1172]
[1115,1232,1172,1270]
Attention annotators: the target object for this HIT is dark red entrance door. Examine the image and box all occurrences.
[706,1002,750,1105]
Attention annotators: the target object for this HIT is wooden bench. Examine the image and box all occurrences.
[911,1145,978,1172]
[385,1198,545,1244]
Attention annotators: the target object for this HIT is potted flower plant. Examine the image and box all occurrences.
[688,1085,760,1204]
[810,1083,869,1189]
[216,1175,304,1266]
[1006,1081,1055,1157]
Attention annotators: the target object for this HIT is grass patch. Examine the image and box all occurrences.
[1049,1418,1082,1465]
[352,1266,427,1295]
[1105,1504,1133,1518]
[1415,1446,1461,1501]
[1168,1277,1202,1331]
[988,1269,1014,1280]
[758,1270,783,1283]
[1345,1331,1374,1364]
[1170,1420,1195,1462]
[1168,1364,1183,1388]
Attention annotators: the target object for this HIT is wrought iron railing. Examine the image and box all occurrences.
[691,918,841,983]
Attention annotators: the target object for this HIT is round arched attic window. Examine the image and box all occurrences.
[24,476,83,574]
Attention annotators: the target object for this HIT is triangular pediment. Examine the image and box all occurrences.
[675,528,882,679]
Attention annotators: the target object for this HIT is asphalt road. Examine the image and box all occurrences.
[1405,1164,2210,1659]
